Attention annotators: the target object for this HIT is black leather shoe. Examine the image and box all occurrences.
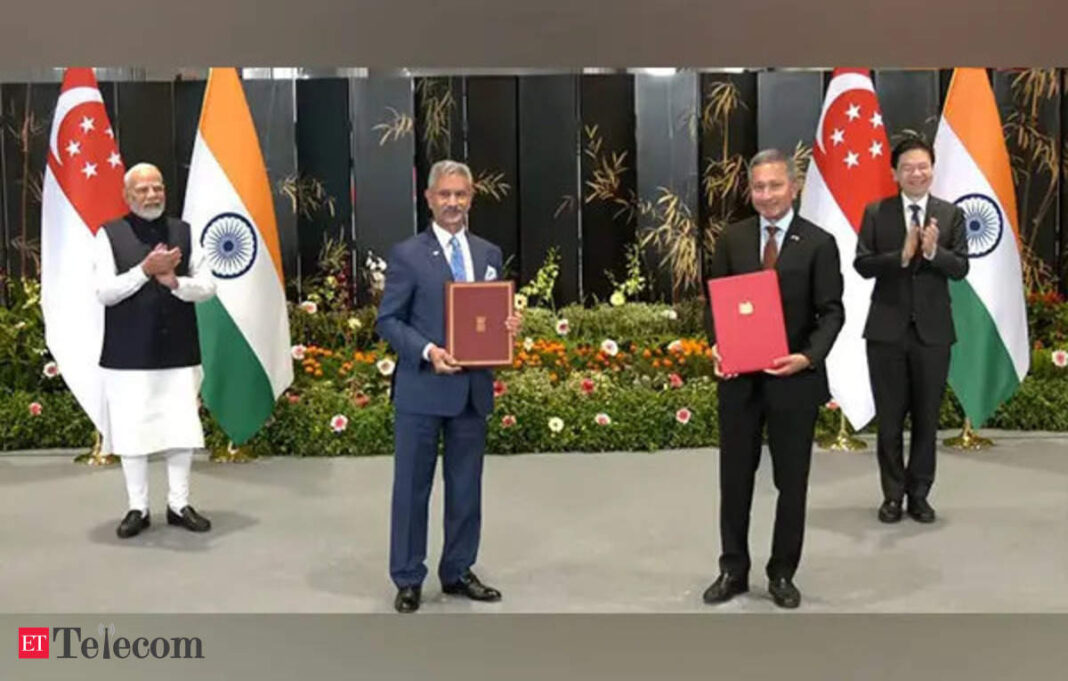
[116,510,150,538]
[702,573,749,604]
[768,577,801,609]
[442,571,502,602]
[878,499,903,523]
[394,586,421,613]
[166,505,212,532]
[906,496,936,523]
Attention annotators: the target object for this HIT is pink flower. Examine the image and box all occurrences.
[826,400,839,411]
[291,344,307,361]
[299,300,318,315]
[580,378,596,395]
[42,361,60,379]
[600,339,619,357]
[353,392,370,408]
[493,380,508,397]
[330,414,348,433]
[675,407,692,425]
[668,373,684,389]
[286,393,301,404]
[501,414,517,428]
[1052,350,1068,368]
[594,412,612,426]
[28,402,43,417]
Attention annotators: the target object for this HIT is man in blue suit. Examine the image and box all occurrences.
[376,160,521,613]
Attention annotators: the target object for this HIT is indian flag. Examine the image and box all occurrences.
[182,68,293,444]
[932,68,1029,426]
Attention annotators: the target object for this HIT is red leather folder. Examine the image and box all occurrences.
[445,281,515,367]
[706,270,789,375]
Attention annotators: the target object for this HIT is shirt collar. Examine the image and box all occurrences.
[432,222,466,250]
[901,192,930,215]
[760,208,794,232]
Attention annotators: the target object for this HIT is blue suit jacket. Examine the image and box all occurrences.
[376,228,503,417]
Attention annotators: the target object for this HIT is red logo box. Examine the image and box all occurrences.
[18,628,49,659]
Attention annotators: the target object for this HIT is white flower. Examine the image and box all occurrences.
[513,293,528,311]
[370,271,386,290]
[291,344,307,361]
[600,339,619,357]
[42,361,60,379]
[330,414,349,433]
[594,412,612,426]
[299,300,318,315]
[661,309,678,320]
[523,337,534,352]
[376,358,396,376]
[14,321,26,330]
[675,407,693,425]
[1052,350,1068,368]
[555,318,570,336]
[347,317,363,330]
[667,339,683,354]
[609,291,626,307]
[548,417,564,433]
[325,275,338,288]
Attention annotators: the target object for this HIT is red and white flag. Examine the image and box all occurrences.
[798,68,898,429]
[40,68,127,439]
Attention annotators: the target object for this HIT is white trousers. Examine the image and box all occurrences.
[119,448,193,514]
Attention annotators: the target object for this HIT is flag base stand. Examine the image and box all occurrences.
[210,441,257,463]
[73,431,119,466]
[817,412,867,451]
[943,418,993,451]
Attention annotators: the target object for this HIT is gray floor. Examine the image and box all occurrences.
[2,431,1066,613]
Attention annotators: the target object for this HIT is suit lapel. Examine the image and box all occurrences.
[739,217,762,272]
[470,235,487,282]
[776,214,802,266]
[422,228,454,281]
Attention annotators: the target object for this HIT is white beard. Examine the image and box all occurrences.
[132,205,165,221]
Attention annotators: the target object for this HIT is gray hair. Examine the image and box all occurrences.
[427,159,473,188]
[123,162,163,187]
[748,149,797,183]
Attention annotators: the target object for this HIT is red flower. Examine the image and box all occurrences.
[354,392,370,408]
[493,380,508,397]
[28,402,43,417]
[501,414,517,428]
[580,378,595,395]
[675,407,692,425]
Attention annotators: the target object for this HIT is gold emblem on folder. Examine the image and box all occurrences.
[476,316,486,333]
[738,301,754,316]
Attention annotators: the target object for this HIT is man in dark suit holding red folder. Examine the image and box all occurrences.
[702,149,844,609]
[377,160,521,613]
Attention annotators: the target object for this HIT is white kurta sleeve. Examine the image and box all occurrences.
[93,228,150,306]
[171,236,216,303]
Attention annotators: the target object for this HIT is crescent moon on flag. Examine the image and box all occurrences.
[49,86,104,166]
[814,72,874,155]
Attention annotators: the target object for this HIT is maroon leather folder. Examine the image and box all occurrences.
[445,281,515,367]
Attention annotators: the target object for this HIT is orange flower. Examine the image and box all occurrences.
[642,349,652,359]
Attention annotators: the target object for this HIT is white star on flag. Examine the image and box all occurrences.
[105,127,114,138]
[79,116,95,133]
[869,140,883,157]
[107,151,122,168]
[845,103,861,121]
[844,151,860,168]
[830,128,845,145]
[65,140,81,157]
[869,112,883,128]
[81,162,98,178]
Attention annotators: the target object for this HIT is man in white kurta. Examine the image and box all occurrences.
[93,163,216,538]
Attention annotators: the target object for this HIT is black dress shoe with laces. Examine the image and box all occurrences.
[442,571,502,602]
[116,510,150,538]
[394,586,421,613]
[768,577,801,609]
[906,496,936,523]
[166,505,212,532]
[878,499,903,523]
[702,573,749,604]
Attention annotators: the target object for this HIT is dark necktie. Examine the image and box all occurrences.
[763,225,779,270]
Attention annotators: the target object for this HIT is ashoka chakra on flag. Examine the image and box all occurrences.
[200,212,259,279]
[954,193,1003,258]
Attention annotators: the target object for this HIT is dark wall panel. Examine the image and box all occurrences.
[414,76,465,234]
[757,70,823,157]
[173,79,206,216]
[875,69,940,146]
[518,75,580,304]
[580,74,636,303]
[116,82,177,197]
[296,78,353,279]
[466,76,520,278]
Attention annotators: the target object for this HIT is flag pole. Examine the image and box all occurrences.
[73,430,118,466]
[817,410,867,451]
[943,417,993,450]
